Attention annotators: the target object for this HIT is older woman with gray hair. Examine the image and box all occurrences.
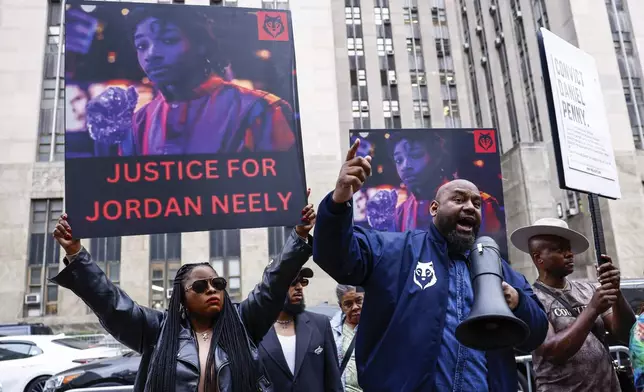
[331,284,365,391]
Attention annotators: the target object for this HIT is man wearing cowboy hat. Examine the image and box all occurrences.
[511,218,636,392]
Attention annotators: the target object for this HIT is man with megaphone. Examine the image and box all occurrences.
[311,139,548,392]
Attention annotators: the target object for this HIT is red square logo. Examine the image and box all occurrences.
[257,12,290,41]
[474,130,497,153]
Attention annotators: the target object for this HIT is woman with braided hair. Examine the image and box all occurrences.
[50,198,316,392]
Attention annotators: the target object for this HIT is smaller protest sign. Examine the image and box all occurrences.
[350,128,509,259]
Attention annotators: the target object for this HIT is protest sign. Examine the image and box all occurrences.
[351,128,508,258]
[64,1,306,238]
[538,27,621,199]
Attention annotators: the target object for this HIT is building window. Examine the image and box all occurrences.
[532,0,549,29]
[383,100,401,128]
[348,38,365,56]
[149,233,181,310]
[352,100,370,128]
[38,1,65,162]
[90,237,121,285]
[376,38,394,56]
[383,100,400,116]
[412,85,429,101]
[413,100,430,127]
[460,0,483,127]
[26,199,62,317]
[346,6,362,24]
[210,230,242,302]
[262,0,289,10]
[403,8,421,38]
[356,69,367,86]
[374,7,390,25]
[406,39,425,70]
[607,0,644,148]
[490,0,519,144]
[347,3,369,129]
[444,107,462,127]
[473,0,500,144]
[268,227,293,261]
[410,71,426,87]
[377,2,399,127]
[510,0,543,141]
[433,3,459,128]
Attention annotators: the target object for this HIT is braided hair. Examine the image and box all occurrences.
[147,262,260,392]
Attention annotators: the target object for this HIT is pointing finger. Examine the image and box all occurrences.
[306,188,311,198]
[346,139,360,162]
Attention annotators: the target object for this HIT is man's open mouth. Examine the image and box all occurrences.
[456,216,476,233]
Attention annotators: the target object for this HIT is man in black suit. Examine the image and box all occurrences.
[259,267,342,392]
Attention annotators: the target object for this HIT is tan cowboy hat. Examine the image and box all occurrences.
[510,217,590,255]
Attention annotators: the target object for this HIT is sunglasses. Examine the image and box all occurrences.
[291,278,309,287]
[187,277,227,294]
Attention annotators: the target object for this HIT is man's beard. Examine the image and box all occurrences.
[436,214,479,255]
[283,296,305,316]
[445,229,478,255]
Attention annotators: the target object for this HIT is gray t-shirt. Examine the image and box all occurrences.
[532,279,620,392]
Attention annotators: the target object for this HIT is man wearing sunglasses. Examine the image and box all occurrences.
[259,268,343,392]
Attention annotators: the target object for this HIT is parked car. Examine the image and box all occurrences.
[307,302,341,319]
[0,324,53,337]
[0,335,123,392]
[45,351,140,392]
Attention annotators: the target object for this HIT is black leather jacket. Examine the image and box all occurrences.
[52,229,312,392]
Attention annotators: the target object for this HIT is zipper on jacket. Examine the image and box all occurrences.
[189,329,201,392]
[216,360,230,391]
[190,330,231,391]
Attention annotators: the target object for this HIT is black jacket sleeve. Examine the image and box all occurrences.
[322,315,343,392]
[239,229,312,344]
[50,248,164,353]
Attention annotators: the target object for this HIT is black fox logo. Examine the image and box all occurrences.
[477,132,494,151]
[263,15,285,38]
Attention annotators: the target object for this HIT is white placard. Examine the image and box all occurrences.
[539,27,621,199]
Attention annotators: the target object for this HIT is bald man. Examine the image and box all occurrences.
[312,140,548,392]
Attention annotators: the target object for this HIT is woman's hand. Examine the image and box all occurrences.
[52,214,82,256]
[295,189,316,238]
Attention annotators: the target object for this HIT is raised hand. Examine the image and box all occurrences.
[295,189,316,238]
[52,214,82,256]
[597,255,620,290]
[332,139,372,204]
[589,282,618,316]
[86,86,138,145]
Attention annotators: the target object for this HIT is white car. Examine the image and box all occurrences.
[0,335,123,392]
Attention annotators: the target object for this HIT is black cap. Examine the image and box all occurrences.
[297,267,314,279]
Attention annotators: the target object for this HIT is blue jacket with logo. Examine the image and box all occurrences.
[312,193,548,392]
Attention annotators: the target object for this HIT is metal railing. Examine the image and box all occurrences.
[515,345,631,392]
[67,346,633,392]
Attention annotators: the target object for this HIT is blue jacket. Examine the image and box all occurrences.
[312,193,548,392]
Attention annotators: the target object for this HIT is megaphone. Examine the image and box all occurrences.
[455,236,530,351]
